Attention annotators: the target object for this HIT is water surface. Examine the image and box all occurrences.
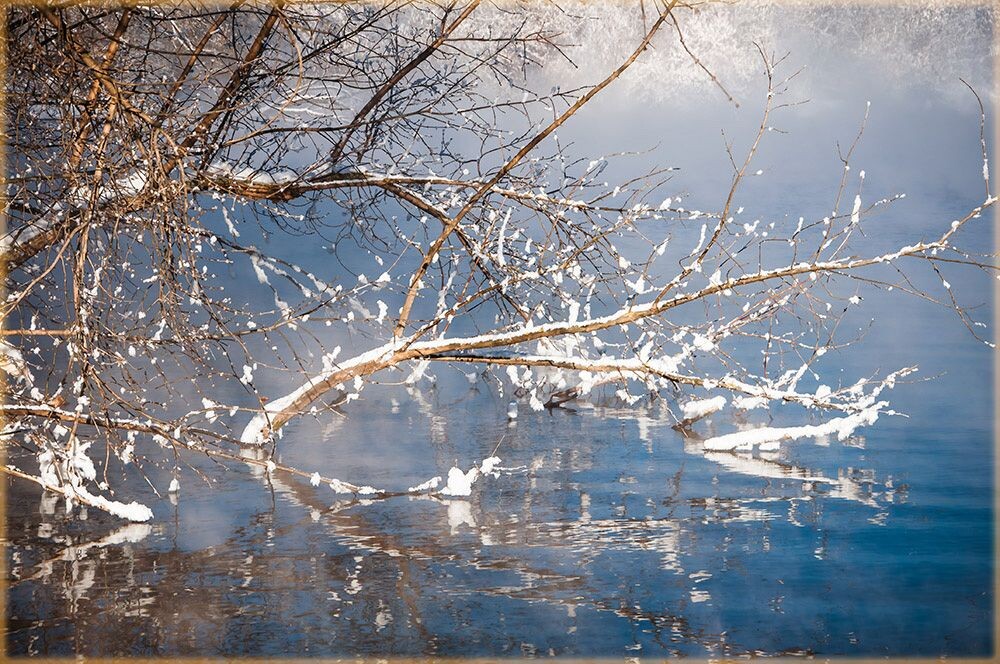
[5,5,995,658]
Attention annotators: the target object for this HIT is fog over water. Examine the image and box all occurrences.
[6,4,994,657]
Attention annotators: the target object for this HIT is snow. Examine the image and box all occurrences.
[74,486,153,522]
[250,256,270,285]
[407,476,441,492]
[703,402,886,452]
[168,478,180,493]
[328,478,381,495]
[37,450,59,485]
[243,228,946,445]
[732,395,768,410]
[434,456,503,497]
[310,472,321,486]
[680,396,726,420]
[116,170,149,197]
[0,341,32,382]
[626,276,647,294]
[690,333,715,352]
[67,442,96,483]
[69,171,150,207]
[202,398,220,422]
[1,216,55,257]
[35,448,152,522]
[404,360,431,386]
[507,400,518,419]
[496,209,510,266]
[479,456,502,476]
[329,479,355,494]
[692,224,707,253]
[242,169,297,185]
[850,194,862,223]
[440,466,479,496]
[239,341,402,445]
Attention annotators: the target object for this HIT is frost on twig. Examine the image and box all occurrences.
[3,3,995,522]
[700,366,914,452]
[2,464,153,522]
[704,404,884,452]
[438,457,503,497]
[677,396,727,427]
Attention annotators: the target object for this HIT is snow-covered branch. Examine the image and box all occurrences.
[5,2,994,523]
[239,199,991,445]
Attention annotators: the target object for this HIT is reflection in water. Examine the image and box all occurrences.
[8,508,156,655]
[610,401,902,512]
[6,389,947,657]
[4,1,993,657]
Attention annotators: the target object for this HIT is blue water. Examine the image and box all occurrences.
[5,331,993,656]
[5,8,995,658]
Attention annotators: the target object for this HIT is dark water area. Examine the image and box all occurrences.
[5,6,996,659]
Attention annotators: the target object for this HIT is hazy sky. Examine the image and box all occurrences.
[535,3,994,209]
